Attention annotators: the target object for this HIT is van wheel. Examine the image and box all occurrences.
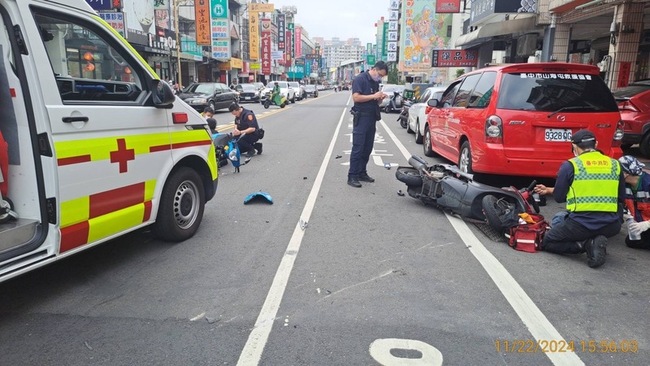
[209,101,216,111]
[153,167,205,242]
[423,127,435,157]
[639,133,650,157]
[414,120,423,144]
[459,141,473,174]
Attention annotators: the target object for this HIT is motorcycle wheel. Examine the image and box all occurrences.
[395,167,423,187]
[399,115,408,129]
[263,100,270,109]
[0,197,15,224]
[281,102,286,108]
[482,195,513,233]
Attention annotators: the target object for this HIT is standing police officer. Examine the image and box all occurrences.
[347,61,388,188]
[534,129,625,268]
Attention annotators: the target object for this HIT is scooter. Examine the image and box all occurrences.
[395,155,539,232]
[212,131,250,173]
[263,92,287,109]
[384,91,403,113]
[397,99,413,129]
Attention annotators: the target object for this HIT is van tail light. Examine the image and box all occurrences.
[172,112,188,124]
[611,119,624,147]
[485,115,503,143]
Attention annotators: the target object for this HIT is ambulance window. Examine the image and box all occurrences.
[0,14,15,71]
[33,12,145,104]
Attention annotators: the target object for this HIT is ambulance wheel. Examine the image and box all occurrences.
[154,167,205,242]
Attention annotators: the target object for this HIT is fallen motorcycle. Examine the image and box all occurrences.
[395,155,539,234]
[212,131,250,173]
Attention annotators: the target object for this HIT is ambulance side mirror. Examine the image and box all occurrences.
[152,80,175,109]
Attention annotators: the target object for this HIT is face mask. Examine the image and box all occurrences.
[372,74,382,82]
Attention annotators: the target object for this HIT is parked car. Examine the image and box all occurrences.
[425,62,624,177]
[612,79,650,156]
[407,86,446,143]
[379,84,405,110]
[253,82,265,91]
[304,84,319,98]
[179,82,239,111]
[235,83,261,103]
[288,81,305,100]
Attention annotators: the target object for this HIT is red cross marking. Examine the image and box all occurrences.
[110,138,135,173]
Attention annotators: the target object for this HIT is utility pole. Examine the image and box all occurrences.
[173,0,191,89]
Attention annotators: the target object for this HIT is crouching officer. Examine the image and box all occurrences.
[229,102,262,157]
[347,61,388,188]
[534,129,625,268]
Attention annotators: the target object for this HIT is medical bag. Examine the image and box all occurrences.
[505,213,549,253]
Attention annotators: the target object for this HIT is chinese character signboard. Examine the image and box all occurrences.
[99,12,126,38]
[295,27,302,57]
[261,28,271,75]
[400,0,453,72]
[277,14,286,50]
[195,0,210,45]
[436,0,461,13]
[249,12,259,59]
[288,23,295,59]
[212,39,230,60]
[431,49,478,67]
[249,3,274,12]
[211,0,229,60]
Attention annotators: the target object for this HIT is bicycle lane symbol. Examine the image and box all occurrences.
[341,126,400,169]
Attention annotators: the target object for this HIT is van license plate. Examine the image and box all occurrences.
[544,129,572,142]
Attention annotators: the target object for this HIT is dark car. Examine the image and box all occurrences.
[235,83,261,103]
[613,80,650,156]
[179,82,239,112]
[304,84,318,98]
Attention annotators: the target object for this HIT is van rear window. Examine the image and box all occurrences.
[497,73,618,112]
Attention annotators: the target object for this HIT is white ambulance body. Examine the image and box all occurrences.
[0,0,219,282]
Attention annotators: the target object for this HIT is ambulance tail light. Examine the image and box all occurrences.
[172,112,188,124]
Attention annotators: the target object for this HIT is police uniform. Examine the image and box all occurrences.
[236,108,262,155]
[542,133,624,264]
[348,70,381,184]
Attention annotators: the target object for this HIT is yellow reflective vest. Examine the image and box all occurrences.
[566,151,620,212]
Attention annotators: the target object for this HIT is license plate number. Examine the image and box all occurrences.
[245,97,251,100]
[544,129,572,142]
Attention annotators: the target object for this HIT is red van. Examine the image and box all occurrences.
[424,63,624,177]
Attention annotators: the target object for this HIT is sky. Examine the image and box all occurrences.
[266,0,390,45]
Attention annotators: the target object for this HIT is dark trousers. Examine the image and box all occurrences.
[625,230,650,249]
[542,212,621,254]
[348,114,376,178]
[238,134,259,154]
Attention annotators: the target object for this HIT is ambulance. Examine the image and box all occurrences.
[0,0,218,283]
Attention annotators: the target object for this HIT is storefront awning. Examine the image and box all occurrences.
[455,17,539,48]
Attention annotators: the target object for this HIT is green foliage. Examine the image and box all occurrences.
[455,69,465,78]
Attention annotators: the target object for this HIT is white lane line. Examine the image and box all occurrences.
[236,108,349,366]
[380,119,584,366]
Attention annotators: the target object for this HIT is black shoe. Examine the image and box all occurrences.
[254,142,263,155]
[245,149,255,158]
[347,177,362,188]
[585,235,607,268]
[358,174,375,183]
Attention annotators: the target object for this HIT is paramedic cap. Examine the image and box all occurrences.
[619,155,645,176]
[570,129,596,144]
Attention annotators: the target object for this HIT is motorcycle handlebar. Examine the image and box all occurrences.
[526,180,537,192]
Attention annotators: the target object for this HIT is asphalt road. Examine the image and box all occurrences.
[0,91,648,366]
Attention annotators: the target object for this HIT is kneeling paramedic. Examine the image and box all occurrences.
[619,155,650,250]
[534,129,625,268]
[229,102,262,157]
